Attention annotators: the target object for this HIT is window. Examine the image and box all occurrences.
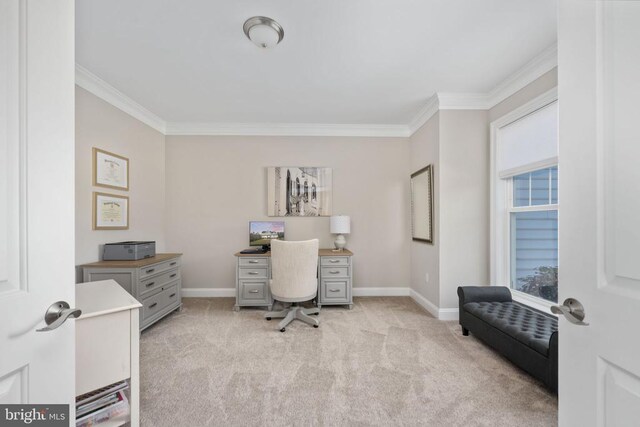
[509,167,558,303]
[491,89,558,306]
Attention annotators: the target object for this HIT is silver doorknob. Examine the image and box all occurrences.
[550,298,589,326]
[36,301,82,332]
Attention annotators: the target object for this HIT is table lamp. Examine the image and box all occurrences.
[330,215,350,251]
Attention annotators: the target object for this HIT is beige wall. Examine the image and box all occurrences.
[75,87,166,271]
[409,113,440,305]
[439,110,490,309]
[165,135,411,290]
[489,67,558,122]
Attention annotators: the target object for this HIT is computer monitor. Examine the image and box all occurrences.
[249,221,285,250]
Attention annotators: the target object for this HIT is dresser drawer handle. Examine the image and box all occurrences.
[249,289,260,294]
[170,262,177,266]
[169,293,176,298]
[248,260,259,264]
[248,271,259,275]
[329,288,341,292]
[329,260,340,263]
[149,302,158,309]
[170,273,177,278]
[145,282,155,288]
[146,268,155,274]
[329,270,340,274]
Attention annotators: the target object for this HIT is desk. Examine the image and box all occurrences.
[234,249,353,311]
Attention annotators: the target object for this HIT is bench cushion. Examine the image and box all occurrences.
[463,301,558,356]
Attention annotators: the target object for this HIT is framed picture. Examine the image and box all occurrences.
[93,192,129,230]
[267,167,332,216]
[93,147,129,190]
[411,165,434,244]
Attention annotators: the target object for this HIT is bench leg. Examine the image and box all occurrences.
[462,327,469,336]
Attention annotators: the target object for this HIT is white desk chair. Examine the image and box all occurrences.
[265,239,320,332]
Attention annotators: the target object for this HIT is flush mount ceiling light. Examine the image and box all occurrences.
[243,16,284,49]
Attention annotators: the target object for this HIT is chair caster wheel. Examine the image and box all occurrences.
[313,325,319,328]
[280,328,286,332]
[266,317,271,320]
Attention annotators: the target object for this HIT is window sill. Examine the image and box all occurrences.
[510,289,558,316]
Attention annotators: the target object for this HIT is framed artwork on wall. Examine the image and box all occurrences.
[93,192,129,230]
[267,167,332,216]
[411,164,434,244]
[93,147,129,191]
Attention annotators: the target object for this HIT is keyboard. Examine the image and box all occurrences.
[239,248,268,254]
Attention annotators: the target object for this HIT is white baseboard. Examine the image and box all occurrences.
[352,287,411,297]
[409,289,439,318]
[437,308,460,321]
[182,288,235,298]
[409,289,459,321]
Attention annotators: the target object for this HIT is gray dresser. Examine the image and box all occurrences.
[81,253,182,330]
[234,249,353,311]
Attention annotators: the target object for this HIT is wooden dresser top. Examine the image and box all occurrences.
[80,253,182,268]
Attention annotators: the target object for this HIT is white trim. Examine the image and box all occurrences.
[164,122,411,138]
[182,287,235,298]
[352,287,410,297]
[75,64,167,133]
[491,87,558,129]
[490,87,559,286]
[409,290,459,320]
[74,43,556,138]
[486,44,558,108]
[407,94,440,135]
[409,289,439,317]
[437,308,460,321]
[498,156,559,179]
[511,290,557,316]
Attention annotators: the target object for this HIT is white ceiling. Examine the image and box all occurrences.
[75,0,557,128]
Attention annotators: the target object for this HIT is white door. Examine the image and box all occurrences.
[0,0,76,417]
[558,0,640,425]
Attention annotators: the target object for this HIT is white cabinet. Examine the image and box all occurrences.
[76,280,142,426]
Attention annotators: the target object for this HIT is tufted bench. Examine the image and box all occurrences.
[457,286,558,392]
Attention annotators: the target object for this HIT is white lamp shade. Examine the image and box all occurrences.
[330,215,350,234]
[248,24,280,48]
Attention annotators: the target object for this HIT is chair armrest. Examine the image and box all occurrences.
[457,286,512,305]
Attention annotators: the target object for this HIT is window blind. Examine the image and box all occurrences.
[497,101,558,178]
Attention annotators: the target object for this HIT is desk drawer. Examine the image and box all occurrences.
[139,257,181,280]
[238,267,268,279]
[321,279,349,302]
[142,282,179,321]
[239,280,269,302]
[321,257,350,267]
[321,266,349,278]
[139,268,180,298]
[238,258,269,267]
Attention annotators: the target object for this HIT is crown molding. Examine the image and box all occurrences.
[407,94,439,135]
[407,43,557,135]
[165,122,411,138]
[75,64,167,134]
[486,43,557,108]
[76,43,556,138]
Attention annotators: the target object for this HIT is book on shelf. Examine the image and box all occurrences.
[75,380,130,427]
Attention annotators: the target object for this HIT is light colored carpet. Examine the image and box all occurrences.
[139,297,557,426]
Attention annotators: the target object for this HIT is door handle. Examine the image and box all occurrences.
[550,298,589,326]
[36,301,82,332]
